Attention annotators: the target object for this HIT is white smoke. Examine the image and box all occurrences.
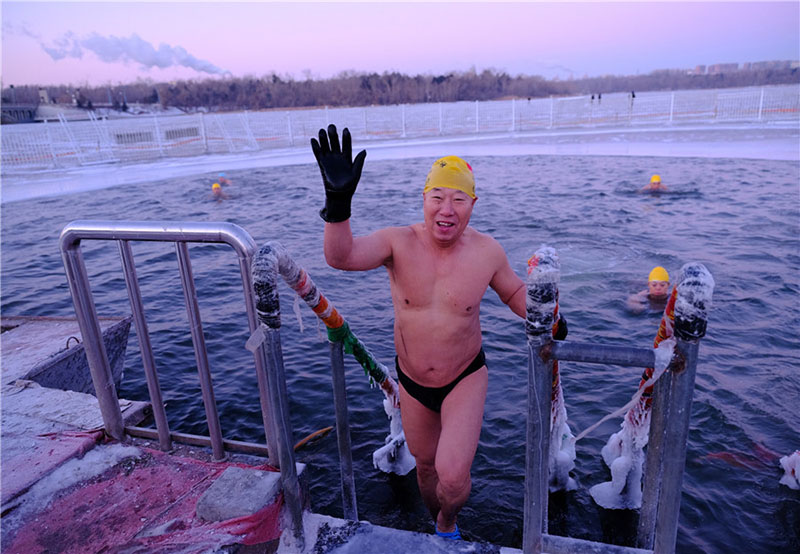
[40,31,226,75]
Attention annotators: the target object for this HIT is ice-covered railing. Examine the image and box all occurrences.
[525,248,577,493]
[3,84,798,171]
[522,246,715,554]
[249,242,414,522]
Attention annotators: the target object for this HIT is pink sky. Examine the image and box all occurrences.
[2,1,798,87]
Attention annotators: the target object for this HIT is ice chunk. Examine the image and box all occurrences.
[779,450,799,490]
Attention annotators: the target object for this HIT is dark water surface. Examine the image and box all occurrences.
[2,154,798,552]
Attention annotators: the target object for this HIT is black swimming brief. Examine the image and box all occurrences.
[395,348,486,413]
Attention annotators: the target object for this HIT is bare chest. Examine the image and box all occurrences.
[388,242,493,313]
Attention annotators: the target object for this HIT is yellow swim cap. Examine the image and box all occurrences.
[649,266,669,282]
[212,183,221,190]
[423,156,476,199]
[650,174,661,183]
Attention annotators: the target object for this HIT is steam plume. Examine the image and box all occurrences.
[41,32,226,75]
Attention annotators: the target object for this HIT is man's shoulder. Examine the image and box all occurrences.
[381,223,419,239]
[375,223,422,249]
[464,227,503,249]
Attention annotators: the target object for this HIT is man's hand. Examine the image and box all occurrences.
[554,313,568,341]
[311,124,367,223]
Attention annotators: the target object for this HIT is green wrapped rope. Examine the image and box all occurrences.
[327,321,388,386]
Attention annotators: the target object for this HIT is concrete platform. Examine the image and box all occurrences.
[0,314,292,553]
[1,315,131,393]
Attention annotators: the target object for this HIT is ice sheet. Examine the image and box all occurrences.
[2,122,797,204]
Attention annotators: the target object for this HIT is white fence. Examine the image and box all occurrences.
[2,84,798,172]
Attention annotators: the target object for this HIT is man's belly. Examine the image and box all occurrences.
[393,312,483,387]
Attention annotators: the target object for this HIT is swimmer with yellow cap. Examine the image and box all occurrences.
[647,266,670,299]
[640,174,668,193]
[211,182,228,202]
[627,265,671,313]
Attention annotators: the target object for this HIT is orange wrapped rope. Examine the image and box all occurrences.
[637,286,678,409]
[311,295,344,329]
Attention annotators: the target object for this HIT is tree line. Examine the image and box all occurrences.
[2,66,798,112]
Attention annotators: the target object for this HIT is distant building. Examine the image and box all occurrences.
[692,65,707,75]
[750,60,792,70]
[708,63,739,74]
[38,88,51,104]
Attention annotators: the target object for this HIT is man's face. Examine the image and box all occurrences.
[648,280,669,298]
[423,187,476,245]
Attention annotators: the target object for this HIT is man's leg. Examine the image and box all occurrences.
[434,366,487,533]
[398,384,442,520]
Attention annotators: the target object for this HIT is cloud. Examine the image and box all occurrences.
[2,21,42,41]
[40,32,226,75]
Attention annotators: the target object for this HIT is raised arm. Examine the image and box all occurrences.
[324,222,393,271]
[312,124,392,271]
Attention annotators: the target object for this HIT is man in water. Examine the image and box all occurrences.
[639,174,668,193]
[311,124,537,540]
[627,266,670,314]
[211,182,228,202]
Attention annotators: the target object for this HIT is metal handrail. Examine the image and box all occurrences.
[59,220,278,462]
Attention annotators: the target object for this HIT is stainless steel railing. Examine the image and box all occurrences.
[59,220,279,463]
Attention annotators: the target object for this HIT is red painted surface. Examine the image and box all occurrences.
[4,443,283,553]
[1,430,103,505]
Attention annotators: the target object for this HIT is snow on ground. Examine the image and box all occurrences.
[1,122,797,204]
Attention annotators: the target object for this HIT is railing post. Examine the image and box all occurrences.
[118,240,172,451]
[438,102,443,135]
[251,244,305,549]
[638,263,714,552]
[329,340,358,520]
[475,100,480,133]
[401,104,407,138]
[44,118,58,168]
[511,98,516,132]
[523,246,559,553]
[60,233,126,441]
[175,242,226,461]
[242,111,258,150]
[153,113,165,156]
[287,113,294,146]
[758,87,765,120]
[200,112,209,153]
[669,92,675,124]
[549,96,554,129]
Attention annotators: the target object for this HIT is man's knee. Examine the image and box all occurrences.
[415,458,436,479]
[434,459,471,496]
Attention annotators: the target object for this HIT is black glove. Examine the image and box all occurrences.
[554,314,568,341]
[310,124,367,223]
